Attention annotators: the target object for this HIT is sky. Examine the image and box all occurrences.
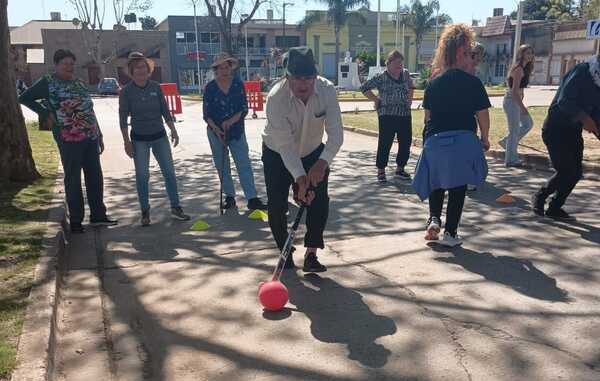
[8,0,521,28]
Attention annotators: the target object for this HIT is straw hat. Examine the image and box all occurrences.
[211,53,239,69]
[127,51,155,75]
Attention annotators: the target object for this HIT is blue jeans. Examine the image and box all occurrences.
[502,93,533,165]
[207,128,258,200]
[133,136,181,211]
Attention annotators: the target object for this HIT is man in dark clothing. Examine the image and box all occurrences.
[532,55,600,220]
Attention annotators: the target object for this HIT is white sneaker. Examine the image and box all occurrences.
[425,217,441,241]
[438,232,463,247]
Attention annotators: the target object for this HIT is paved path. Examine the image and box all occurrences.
[21,86,557,124]
[52,97,600,381]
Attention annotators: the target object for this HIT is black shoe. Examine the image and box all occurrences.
[283,247,296,269]
[221,196,236,210]
[171,207,191,221]
[545,207,576,221]
[395,168,411,180]
[70,222,85,234]
[89,216,118,226]
[303,253,327,273]
[247,197,267,210]
[377,171,387,183]
[141,209,151,227]
[531,194,545,216]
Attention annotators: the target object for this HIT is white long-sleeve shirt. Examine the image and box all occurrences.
[262,76,344,180]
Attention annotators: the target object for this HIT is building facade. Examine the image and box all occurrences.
[476,8,555,85]
[157,15,305,93]
[305,7,441,81]
[549,21,599,84]
[9,15,78,85]
[39,29,170,87]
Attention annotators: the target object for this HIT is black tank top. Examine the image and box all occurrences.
[507,68,530,88]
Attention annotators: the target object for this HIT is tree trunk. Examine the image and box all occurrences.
[0,0,39,182]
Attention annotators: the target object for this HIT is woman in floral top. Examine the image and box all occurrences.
[19,49,117,233]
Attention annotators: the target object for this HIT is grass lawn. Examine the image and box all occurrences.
[342,107,600,161]
[182,87,505,102]
[0,123,58,380]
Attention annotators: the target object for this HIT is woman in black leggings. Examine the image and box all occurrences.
[413,24,491,247]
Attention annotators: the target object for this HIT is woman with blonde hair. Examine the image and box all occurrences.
[500,44,535,167]
[412,24,491,247]
[361,49,415,182]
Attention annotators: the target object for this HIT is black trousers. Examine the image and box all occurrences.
[428,186,467,235]
[57,139,107,224]
[537,127,583,209]
[376,115,412,169]
[262,143,329,250]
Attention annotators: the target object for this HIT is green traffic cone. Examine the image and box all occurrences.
[248,209,268,222]
[190,220,211,231]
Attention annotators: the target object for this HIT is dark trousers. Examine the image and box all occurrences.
[537,128,583,209]
[376,115,412,169]
[57,139,107,224]
[262,143,329,250]
[429,186,467,235]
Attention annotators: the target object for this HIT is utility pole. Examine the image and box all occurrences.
[376,0,381,69]
[513,0,524,65]
[282,2,294,49]
[242,14,249,81]
[395,0,400,49]
[192,1,202,95]
[434,3,439,49]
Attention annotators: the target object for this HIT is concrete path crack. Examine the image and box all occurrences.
[94,229,118,381]
[325,242,600,378]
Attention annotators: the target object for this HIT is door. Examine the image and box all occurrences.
[322,53,336,81]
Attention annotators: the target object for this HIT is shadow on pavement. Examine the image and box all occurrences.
[431,246,570,302]
[284,273,397,369]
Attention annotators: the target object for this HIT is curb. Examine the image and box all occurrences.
[343,125,600,175]
[11,176,66,381]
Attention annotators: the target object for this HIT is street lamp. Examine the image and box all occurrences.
[242,14,249,81]
[282,2,294,48]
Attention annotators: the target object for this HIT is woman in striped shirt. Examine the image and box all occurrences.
[361,50,415,183]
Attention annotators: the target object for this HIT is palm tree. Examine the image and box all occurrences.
[300,1,370,84]
[405,0,451,70]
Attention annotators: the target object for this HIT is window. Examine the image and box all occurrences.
[275,36,300,48]
[494,62,506,78]
[179,69,198,90]
[496,43,507,56]
[250,59,263,67]
[534,60,544,74]
[313,35,320,64]
[176,31,197,55]
[200,32,220,44]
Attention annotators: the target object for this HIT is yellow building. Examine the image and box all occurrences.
[305,8,441,80]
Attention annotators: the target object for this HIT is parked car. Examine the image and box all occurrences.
[98,78,121,95]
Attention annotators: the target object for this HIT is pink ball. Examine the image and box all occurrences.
[258,281,289,311]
